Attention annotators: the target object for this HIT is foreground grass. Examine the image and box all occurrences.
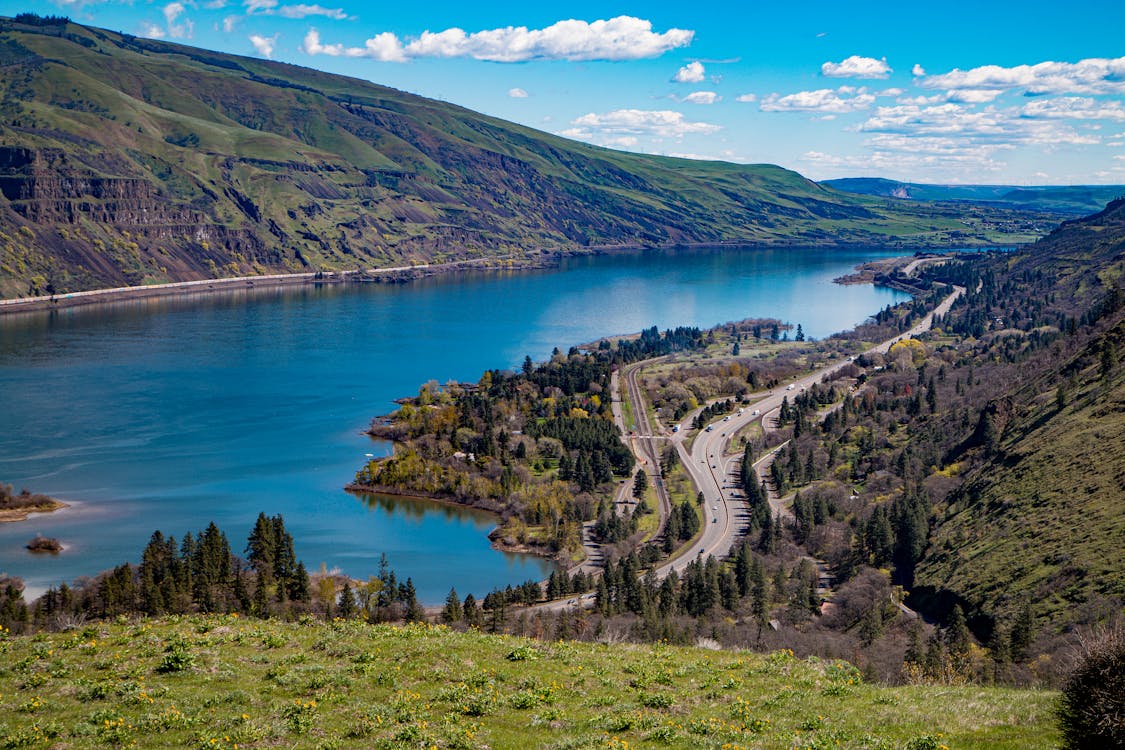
[0,617,1057,749]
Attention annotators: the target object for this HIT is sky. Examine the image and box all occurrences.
[19,0,1125,185]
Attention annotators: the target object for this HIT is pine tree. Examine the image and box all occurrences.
[338,580,357,619]
[442,587,463,623]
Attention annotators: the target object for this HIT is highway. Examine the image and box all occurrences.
[653,284,964,578]
[537,284,963,607]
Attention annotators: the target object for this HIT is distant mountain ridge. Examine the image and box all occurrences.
[0,15,1050,298]
[824,177,1125,216]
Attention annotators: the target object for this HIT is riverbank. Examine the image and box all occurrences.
[0,487,68,523]
[1,241,988,317]
[344,481,566,564]
[0,253,556,316]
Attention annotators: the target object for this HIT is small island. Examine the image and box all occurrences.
[1,484,69,523]
[26,535,63,553]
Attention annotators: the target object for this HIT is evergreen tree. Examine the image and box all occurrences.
[442,587,463,623]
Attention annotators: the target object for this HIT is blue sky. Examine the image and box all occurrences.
[22,0,1125,184]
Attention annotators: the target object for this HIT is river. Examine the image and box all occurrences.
[0,246,910,602]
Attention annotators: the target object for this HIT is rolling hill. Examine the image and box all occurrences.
[0,15,1050,298]
[824,177,1125,216]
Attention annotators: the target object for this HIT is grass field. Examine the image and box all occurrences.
[0,616,1059,749]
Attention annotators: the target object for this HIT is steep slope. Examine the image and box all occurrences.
[0,15,1047,298]
[913,198,1125,640]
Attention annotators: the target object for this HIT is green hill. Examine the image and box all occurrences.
[0,15,1047,299]
[824,177,1125,216]
[0,615,1058,749]
[912,198,1125,642]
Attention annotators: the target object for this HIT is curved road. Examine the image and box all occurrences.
[653,285,963,578]
[537,285,963,607]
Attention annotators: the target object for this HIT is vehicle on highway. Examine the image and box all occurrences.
[705,425,713,432]
[672,424,680,433]
[786,384,795,390]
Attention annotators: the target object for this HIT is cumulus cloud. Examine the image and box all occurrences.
[736,93,757,103]
[244,0,348,19]
[249,32,278,58]
[917,56,1125,95]
[139,21,165,39]
[681,91,720,105]
[801,147,1006,181]
[163,2,193,39]
[301,16,693,63]
[508,87,529,98]
[1021,97,1125,121]
[912,64,926,77]
[222,15,240,32]
[821,55,891,79]
[674,61,705,83]
[563,109,722,142]
[302,28,406,61]
[761,87,875,113]
[860,102,1101,154]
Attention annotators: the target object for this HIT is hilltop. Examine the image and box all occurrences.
[0,615,1057,749]
[0,14,1049,299]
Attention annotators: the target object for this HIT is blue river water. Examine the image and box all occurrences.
[0,246,910,602]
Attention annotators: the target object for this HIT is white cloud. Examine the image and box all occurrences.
[301,28,406,61]
[801,147,1006,181]
[736,93,757,103]
[564,109,722,141]
[508,87,529,98]
[244,0,348,19]
[761,87,875,113]
[912,64,926,77]
[139,21,165,39]
[917,56,1125,95]
[1021,97,1125,121]
[674,61,705,83]
[876,87,905,97]
[163,1,193,39]
[204,0,228,8]
[249,32,278,58]
[301,16,693,63]
[682,91,720,105]
[859,102,1102,156]
[222,15,239,32]
[821,55,891,79]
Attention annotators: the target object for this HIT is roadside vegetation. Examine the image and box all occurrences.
[0,615,1058,750]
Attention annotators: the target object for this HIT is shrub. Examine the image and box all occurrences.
[1057,625,1125,749]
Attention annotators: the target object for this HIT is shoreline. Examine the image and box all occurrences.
[0,253,556,316]
[0,498,69,524]
[345,482,564,565]
[0,240,1001,317]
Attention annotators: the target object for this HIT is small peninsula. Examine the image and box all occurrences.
[0,484,68,523]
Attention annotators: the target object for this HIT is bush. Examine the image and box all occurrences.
[1057,625,1125,749]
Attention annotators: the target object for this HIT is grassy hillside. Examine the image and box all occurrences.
[911,200,1125,640]
[916,319,1125,640]
[824,177,1125,216]
[0,615,1058,749]
[0,15,1049,298]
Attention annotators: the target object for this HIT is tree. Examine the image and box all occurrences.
[338,580,357,619]
[442,587,463,623]
[1010,601,1035,661]
[632,469,648,500]
[1056,625,1125,750]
